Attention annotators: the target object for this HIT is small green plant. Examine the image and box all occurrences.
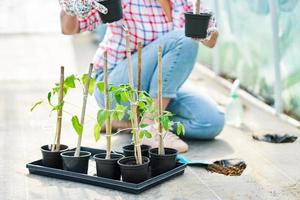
[31,66,77,152]
[156,46,185,155]
[70,64,95,157]
[93,51,127,159]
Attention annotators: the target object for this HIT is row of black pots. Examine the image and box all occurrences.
[41,144,178,183]
[96,0,212,39]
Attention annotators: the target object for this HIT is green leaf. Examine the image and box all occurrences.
[112,111,119,121]
[71,116,83,137]
[97,109,109,128]
[140,123,149,128]
[51,101,64,111]
[82,74,95,95]
[97,82,105,93]
[64,75,76,88]
[47,92,53,106]
[177,122,185,135]
[94,123,101,142]
[144,130,152,138]
[120,92,129,103]
[160,116,170,131]
[115,104,126,120]
[137,101,145,109]
[114,93,122,104]
[139,130,145,139]
[139,130,152,139]
[30,101,43,112]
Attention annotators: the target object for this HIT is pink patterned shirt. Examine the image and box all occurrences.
[78,0,216,69]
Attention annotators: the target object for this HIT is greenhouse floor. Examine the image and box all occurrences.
[1,31,300,200]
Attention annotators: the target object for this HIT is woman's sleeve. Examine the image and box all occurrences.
[78,9,102,32]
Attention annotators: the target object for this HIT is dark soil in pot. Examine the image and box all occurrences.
[98,0,123,23]
[118,156,150,183]
[123,144,151,158]
[149,148,178,176]
[61,151,91,174]
[94,153,124,180]
[185,12,211,39]
[40,144,68,169]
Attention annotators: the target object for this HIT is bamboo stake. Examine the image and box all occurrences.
[74,64,93,157]
[125,29,143,165]
[125,30,134,88]
[137,42,142,92]
[137,41,142,123]
[195,0,201,14]
[52,66,64,152]
[157,46,165,155]
[104,52,112,159]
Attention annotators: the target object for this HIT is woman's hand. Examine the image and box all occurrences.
[60,10,80,35]
[193,27,219,48]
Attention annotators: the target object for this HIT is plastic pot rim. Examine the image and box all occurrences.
[93,153,124,161]
[40,144,68,153]
[60,150,91,158]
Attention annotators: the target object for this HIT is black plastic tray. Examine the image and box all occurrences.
[26,147,186,194]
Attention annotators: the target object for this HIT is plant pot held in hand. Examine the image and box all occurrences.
[94,153,124,180]
[41,144,68,169]
[98,0,123,23]
[61,151,91,174]
[123,144,151,158]
[118,156,150,183]
[149,147,178,176]
[184,12,212,39]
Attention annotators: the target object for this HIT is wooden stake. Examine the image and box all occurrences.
[52,66,65,152]
[195,0,201,15]
[74,63,93,157]
[104,52,112,159]
[157,46,165,155]
[137,42,142,123]
[125,30,134,88]
[137,42,142,92]
[125,29,143,165]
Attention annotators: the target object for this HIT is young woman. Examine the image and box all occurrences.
[60,0,224,153]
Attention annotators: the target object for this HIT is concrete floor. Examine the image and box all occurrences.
[1,0,300,199]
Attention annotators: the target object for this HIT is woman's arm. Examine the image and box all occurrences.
[60,10,80,35]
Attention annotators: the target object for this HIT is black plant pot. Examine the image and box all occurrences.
[118,156,150,183]
[123,144,151,158]
[99,0,123,23]
[94,153,124,180]
[61,151,91,174]
[40,144,68,169]
[185,12,212,39]
[149,148,178,176]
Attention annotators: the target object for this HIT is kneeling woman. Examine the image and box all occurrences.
[60,0,225,153]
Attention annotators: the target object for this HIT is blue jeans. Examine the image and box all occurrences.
[94,29,225,140]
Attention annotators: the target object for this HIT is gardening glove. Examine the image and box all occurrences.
[58,0,108,19]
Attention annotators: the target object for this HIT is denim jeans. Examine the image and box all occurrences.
[94,29,225,140]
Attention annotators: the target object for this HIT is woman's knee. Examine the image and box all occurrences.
[185,111,225,140]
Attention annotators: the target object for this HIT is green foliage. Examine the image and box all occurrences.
[94,82,185,141]
[97,82,105,93]
[139,129,152,139]
[112,104,126,121]
[97,109,110,128]
[32,74,80,113]
[64,75,76,88]
[94,123,101,142]
[71,115,83,137]
[30,100,43,112]
[82,74,95,95]
[51,101,64,111]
